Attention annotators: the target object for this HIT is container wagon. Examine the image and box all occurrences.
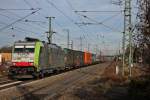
[74,50,84,67]
[84,51,92,65]
[64,48,75,69]
[64,49,84,68]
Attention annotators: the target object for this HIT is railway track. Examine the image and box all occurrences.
[12,63,109,100]
[0,81,23,90]
[0,76,13,85]
[0,64,101,94]
[0,78,36,91]
[0,62,111,100]
[0,75,35,90]
[0,76,23,90]
[0,62,101,92]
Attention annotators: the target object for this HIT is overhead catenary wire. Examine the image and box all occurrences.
[65,0,76,11]
[45,0,95,42]
[0,13,11,19]
[76,12,122,26]
[47,0,122,52]
[23,0,33,8]
[0,10,47,34]
[0,9,40,32]
[0,7,47,30]
[0,8,40,11]
[64,0,96,43]
[65,0,123,49]
[75,10,123,13]
[76,13,122,33]
[46,0,92,41]
[30,0,69,41]
[46,0,75,24]
[21,0,48,30]
[23,0,49,30]
[75,12,123,51]
[65,0,92,41]
[0,20,39,35]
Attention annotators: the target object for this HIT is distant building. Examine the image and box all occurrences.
[0,46,12,65]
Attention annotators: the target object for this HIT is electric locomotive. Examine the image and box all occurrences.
[9,38,65,78]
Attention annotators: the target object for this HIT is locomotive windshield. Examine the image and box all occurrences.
[14,46,35,53]
[24,48,34,53]
[14,48,24,53]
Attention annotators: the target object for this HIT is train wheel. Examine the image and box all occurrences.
[39,71,44,78]
[32,73,38,79]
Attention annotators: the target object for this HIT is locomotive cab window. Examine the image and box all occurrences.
[14,46,35,53]
[24,48,34,53]
[25,46,35,53]
[14,47,24,53]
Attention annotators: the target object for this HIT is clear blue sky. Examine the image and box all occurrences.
[0,0,137,55]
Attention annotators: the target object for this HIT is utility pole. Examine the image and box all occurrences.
[67,30,70,49]
[80,36,83,51]
[95,44,98,55]
[88,43,90,52]
[100,49,102,62]
[71,40,73,49]
[46,17,55,44]
[122,0,133,77]
[64,29,70,49]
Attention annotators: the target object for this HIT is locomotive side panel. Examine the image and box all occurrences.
[48,44,65,71]
[38,43,49,70]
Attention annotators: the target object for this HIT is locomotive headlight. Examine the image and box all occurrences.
[30,62,34,66]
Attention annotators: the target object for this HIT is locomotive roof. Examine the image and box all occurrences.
[48,43,62,49]
[14,40,61,48]
[14,41,36,45]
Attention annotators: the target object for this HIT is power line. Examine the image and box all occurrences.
[23,19,47,30]
[76,12,122,26]
[75,10,123,13]
[24,19,47,24]
[32,0,69,40]
[0,20,40,35]
[0,8,40,11]
[76,13,122,32]
[45,0,90,35]
[75,9,123,50]
[65,0,76,11]
[64,0,97,43]
[45,0,95,45]
[0,13,11,19]
[0,9,47,32]
[22,0,47,30]
[23,0,33,8]
[46,0,75,23]
[0,9,40,32]
[72,4,123,45]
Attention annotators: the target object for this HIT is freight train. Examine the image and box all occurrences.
[8,38,97,78]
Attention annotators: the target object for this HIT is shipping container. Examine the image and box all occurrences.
[64,48,75,69]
